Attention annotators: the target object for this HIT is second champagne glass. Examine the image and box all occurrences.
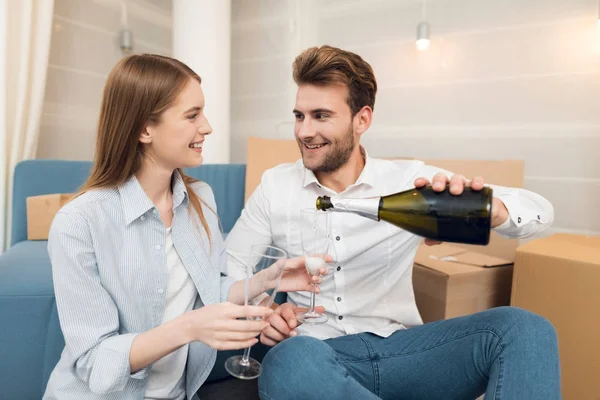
[296,208,331,325]
[224,244,288,379]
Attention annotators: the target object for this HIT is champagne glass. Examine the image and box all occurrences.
[296,208,331,325]
[225,244,288,380]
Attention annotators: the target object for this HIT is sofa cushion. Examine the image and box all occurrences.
[0,240,54,295]
[0,241,64,399]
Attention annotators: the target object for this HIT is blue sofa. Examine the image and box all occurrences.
[0,160,272,399]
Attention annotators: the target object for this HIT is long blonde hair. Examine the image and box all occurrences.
[81,54,211,242]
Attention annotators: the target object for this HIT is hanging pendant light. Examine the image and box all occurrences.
[119,0,133,54]
[416,0,430,51]
[416,21,430,51]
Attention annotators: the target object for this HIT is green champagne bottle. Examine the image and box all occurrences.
[316,185,492,245]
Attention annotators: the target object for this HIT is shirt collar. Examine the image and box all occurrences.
[118,170,189,225]
[302,146,377,189]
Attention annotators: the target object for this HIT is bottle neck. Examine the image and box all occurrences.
[329,196,381,221]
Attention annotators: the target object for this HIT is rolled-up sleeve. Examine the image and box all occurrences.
[490,186,554,238]
[220,275,237,302]
[48,211,147,394]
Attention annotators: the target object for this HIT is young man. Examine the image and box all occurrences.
[225,45,560,399]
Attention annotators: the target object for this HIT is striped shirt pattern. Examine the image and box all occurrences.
[43,171,235,400]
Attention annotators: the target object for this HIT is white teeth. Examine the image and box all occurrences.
[305,143,326,149]
[190,142,203,149]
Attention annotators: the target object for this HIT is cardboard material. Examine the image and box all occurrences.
[413,244,513,323]
[511,234,600,400]
[245,136,524,261]
[245,136,301,201]
[26,193,75,240]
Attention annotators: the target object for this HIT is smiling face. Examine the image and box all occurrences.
[293,84,360,173]
[140,78,212,169]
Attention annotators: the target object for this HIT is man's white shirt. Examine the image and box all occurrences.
[225,151,553,339]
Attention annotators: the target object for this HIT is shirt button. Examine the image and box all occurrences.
[338,316,344,320]
[140,216,145,221]
[335,236,341,241]
[157,288,164,294]
[153,210,158,216]
[537,215,541,220]
[517,217,522,223]
[336,266,341,272]
[155,244,161,250]
[337,297,342,302]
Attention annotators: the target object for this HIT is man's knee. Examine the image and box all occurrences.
[262,335,333,371]
[259,336,334,398]
[488,306,558,344]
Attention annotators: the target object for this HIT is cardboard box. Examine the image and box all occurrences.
[413,243,513,323]
[245,136,524,261]
[245,136,301,202]
[26,193,75,240]
[511,234,600,400]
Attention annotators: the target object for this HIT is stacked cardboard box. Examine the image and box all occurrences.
[511,234,600,399]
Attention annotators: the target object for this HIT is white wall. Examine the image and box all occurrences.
[36,0,172,161]
[173,0,231,164]
[230,0,600,238]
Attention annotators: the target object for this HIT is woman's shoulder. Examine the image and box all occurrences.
[52,188,119,229]
[60,188,118,214]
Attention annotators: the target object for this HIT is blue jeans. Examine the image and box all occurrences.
[258,307,560,400]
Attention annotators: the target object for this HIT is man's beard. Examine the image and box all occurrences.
[303,125,355,173]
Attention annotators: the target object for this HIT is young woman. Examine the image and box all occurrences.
[43,54,324,400]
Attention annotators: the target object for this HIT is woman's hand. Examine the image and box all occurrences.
[184,302,273,350]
